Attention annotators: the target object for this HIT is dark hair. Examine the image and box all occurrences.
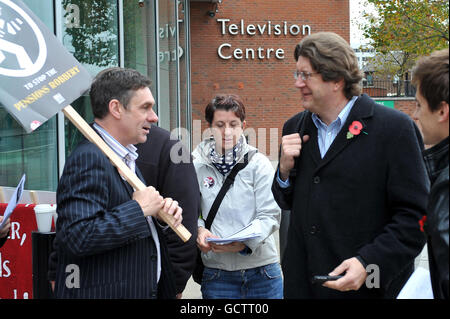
[412,49,449,112]
[294,32,363,99]
[205,94,246,125]
[89,67,152,119]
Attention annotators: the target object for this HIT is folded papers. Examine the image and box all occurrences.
[206,219,262,245]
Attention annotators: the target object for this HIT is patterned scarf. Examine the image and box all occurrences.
[209,135,245,175]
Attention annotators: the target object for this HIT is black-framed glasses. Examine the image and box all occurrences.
[294,70,320,81]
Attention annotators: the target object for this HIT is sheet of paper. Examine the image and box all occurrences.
[0,174,26,229]
[207,219,262,245]
[396,267,434,299]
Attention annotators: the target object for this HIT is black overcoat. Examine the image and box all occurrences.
[272,94,429,298]
[136,126,200,294]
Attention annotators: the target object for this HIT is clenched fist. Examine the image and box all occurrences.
[133,186,164,217]
[279,133,309,181]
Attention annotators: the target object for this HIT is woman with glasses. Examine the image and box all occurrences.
[193,94,283,299]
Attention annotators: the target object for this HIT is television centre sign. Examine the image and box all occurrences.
[216,18,311,60]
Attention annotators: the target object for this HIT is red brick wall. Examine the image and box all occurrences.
[190,0,350,157]
[394,99,416,118]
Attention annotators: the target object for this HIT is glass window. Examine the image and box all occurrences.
[0,0,58,191]
[178,0,190,140]
[158,0,179,132]
[60,0,119,76]
[58,0,120,157]
[123,0,158,99]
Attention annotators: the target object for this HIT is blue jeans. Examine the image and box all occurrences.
[201,263,283,299]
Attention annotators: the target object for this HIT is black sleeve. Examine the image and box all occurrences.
[0,231,8,248]
[428,168,449,299]
[136,131,200,294]
[159,139,200,294]
[47,240,58,281]
[271,164,295,210]
[271,114,304,210]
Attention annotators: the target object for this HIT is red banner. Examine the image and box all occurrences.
[0,203,38,299]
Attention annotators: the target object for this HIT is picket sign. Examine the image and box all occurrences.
[62,105,191,243]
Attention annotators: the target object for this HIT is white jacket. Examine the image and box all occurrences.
[193,137,281,271]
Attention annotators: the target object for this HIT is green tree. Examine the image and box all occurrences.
[361,0,449,85]
[62,0,118,67]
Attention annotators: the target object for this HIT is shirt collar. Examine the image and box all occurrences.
[312,96,358,130]
[93,122,138,162]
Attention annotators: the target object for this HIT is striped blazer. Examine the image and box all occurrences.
[53,137,176,299]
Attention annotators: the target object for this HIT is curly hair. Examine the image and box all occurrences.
[294,32,363,99]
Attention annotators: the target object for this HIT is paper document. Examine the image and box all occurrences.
[397,267,434,299]
[0,174,26,229]
[207,219,262,245]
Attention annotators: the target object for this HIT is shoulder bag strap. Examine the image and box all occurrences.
[205,152,250,230]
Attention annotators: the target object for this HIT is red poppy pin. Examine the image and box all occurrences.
[203,176,215,188]
[419,215,427,233]
[347,121,368,139]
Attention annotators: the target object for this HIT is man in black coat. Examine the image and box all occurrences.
[136,126,200,298]
[412,48,449,299]
[272,32,429,298]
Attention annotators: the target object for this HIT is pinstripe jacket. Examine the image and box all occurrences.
[53,136,176,299]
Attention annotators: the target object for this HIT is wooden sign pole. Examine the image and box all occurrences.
[62,105,191,242]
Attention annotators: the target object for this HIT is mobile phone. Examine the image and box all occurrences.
[312,275,343,284]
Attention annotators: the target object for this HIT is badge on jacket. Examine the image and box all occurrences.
[203,176,215,188]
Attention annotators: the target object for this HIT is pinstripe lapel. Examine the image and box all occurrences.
[116,166,147,197]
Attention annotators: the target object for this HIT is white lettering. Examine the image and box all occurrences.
[366,264,380,289]
[180,303,215,316]
[217,19,311,37]
[218,44,285,60]
[0,253,11,278]
[229,23,239,35]
[245,48,255,59]
[218,43,232,59]
[10,222,20,240]
[303,24,311,35]
[65,4,80,28]
[246,24,256,35]
[65,264,80,288]
[275,48,285,59]
[290,24,301,35]
[257,23,266,34]
[274,24,281,35]
[217,18,230,35]
[234,48,243,59]
[215,18,310,62]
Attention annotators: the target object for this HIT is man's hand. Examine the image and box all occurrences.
[0,216,10,238]
[323,257,367,292]
[160,197,183,228]
[133,186,164,217]
[279,133,309,181]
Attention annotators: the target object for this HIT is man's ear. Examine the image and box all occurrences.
[333,78,345,92]
[437,101,449,123]
[108,99,122,120]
